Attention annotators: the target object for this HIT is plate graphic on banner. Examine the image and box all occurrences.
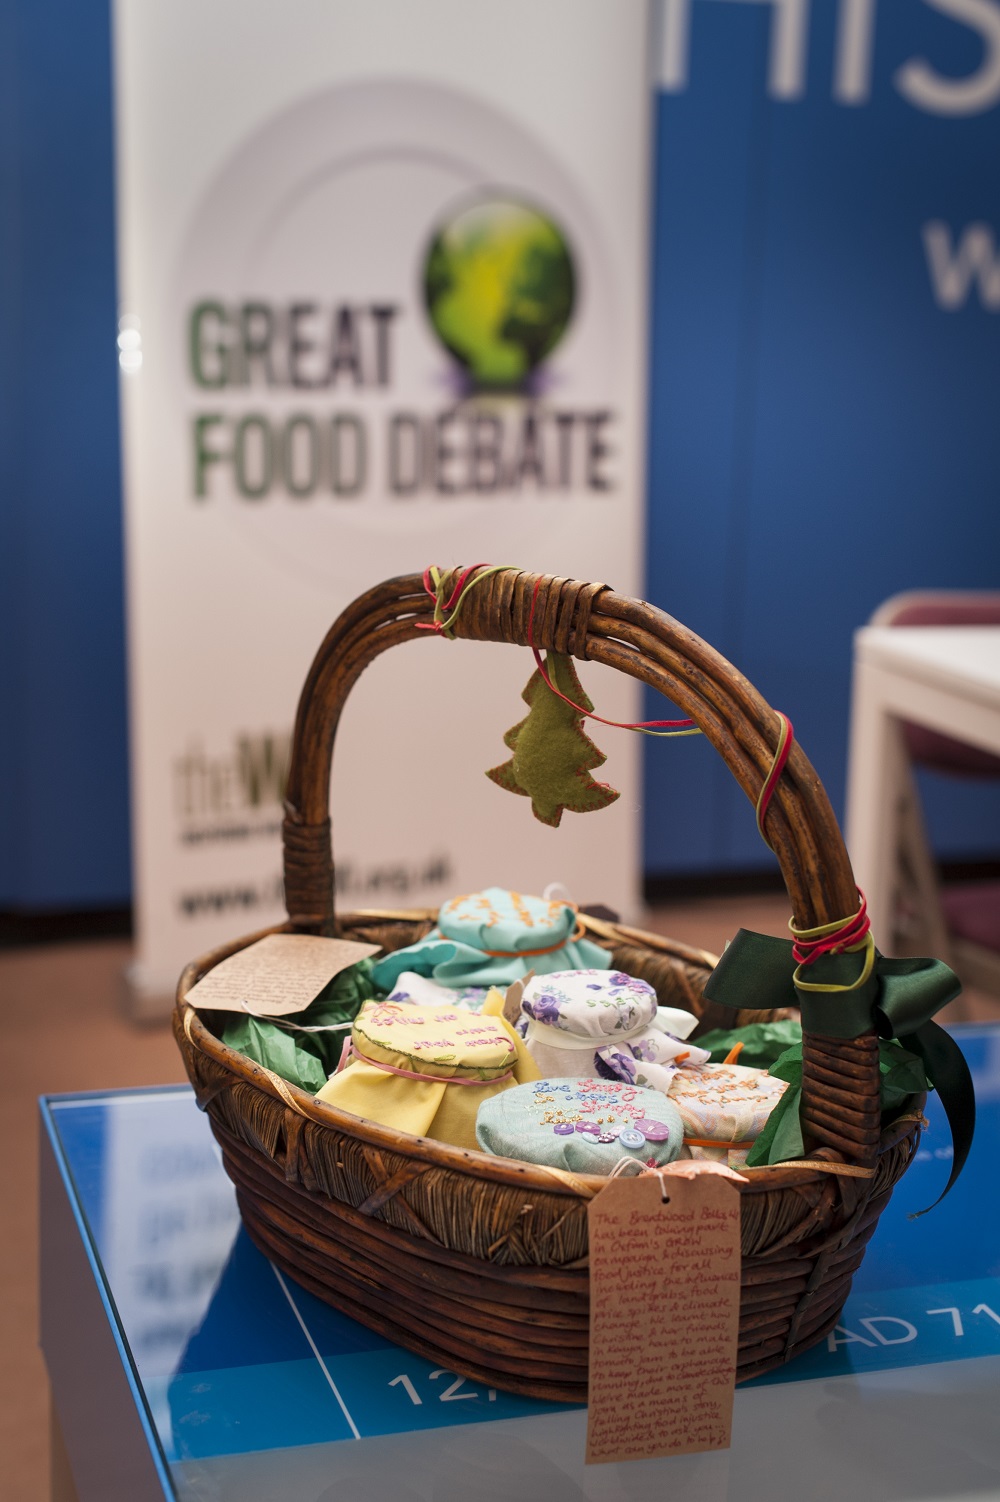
[114,4,651,1012]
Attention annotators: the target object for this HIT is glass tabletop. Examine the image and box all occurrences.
[42,1024,1000,1501]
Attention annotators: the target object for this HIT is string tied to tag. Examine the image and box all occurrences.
[237,999,355,1036]
[417,567,804,762]
[418,565,708,737]
[605,1156,647,1181]
[526,576,702,738]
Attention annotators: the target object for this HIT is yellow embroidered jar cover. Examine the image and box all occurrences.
[315,998,538,1150]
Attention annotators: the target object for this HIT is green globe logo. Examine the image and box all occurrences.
[423,197,576,391]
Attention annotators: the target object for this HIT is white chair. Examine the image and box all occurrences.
[872,591,1000,998]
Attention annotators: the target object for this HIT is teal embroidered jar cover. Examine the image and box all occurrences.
[371,887,612,992]
[475,1076,684,1173]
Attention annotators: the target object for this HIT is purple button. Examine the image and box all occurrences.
[634,1118,671,1142]
[553,1123,575,1135]
[576,1120,599,1134]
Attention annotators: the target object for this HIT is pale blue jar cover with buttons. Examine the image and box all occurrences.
[475,1077,684,1173]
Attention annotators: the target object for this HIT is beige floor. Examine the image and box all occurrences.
[3,901,995,1500]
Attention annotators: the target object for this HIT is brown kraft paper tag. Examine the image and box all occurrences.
[183,933,379,1015]
[586,1163,742,1465]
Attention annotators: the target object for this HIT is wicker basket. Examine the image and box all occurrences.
[175,568,923,1402]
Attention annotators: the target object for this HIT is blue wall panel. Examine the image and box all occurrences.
[0,0,129,907]
[645,0,1000,876]
[644,5,774,873]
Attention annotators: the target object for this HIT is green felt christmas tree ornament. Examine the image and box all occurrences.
[486,652,620,827]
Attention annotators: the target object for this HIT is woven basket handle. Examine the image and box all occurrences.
[282,568,880,1166]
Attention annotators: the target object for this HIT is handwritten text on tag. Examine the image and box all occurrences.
[183,933,379,1016]
[586,1165,742,1465]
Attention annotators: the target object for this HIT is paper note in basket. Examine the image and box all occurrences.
[183,933,380,1016]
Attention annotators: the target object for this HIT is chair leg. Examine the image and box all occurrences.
[893,761,975,1017]
[895,760,952,955]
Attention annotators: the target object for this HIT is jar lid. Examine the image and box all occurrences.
[668,1063,787,1142]
[437,887,578,955]
[476,1076,683,1172]
[352,1001,516,1083]
[521,969,658,1039]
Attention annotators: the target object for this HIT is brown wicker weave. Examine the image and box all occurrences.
[175,568,924,1402]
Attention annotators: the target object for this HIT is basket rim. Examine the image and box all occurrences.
[176,912,921,1200]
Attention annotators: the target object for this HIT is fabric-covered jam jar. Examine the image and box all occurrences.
[316,998,538,1150]
[520,968,706,1089]
[668,1063,788,1167]
[475,1076,684,1173]
[371,887,613,1008]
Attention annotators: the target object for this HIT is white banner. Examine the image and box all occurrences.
[114,0,652,1013]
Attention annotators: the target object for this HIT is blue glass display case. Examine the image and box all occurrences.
[40,1025,1000,1500]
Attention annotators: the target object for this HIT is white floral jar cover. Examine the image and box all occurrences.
[520,969,708,1088]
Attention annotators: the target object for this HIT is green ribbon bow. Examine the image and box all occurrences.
[703,930,975,1210]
